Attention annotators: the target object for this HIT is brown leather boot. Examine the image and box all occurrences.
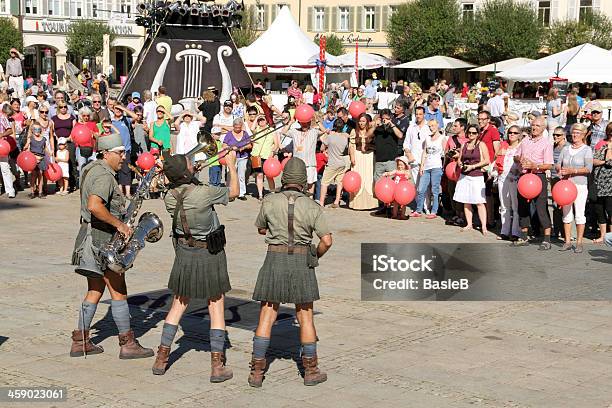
[152,345,171,375]
[247,355,267,388]
[210,352,233,383]
[118,329,154,359]
[302,355,327,386]
[70,329,104,357]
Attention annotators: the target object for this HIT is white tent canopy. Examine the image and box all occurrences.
[469,57,534,73]
[391,56,475,70]
[335,51,394,69]
[238,7,345,74]
[498,43,612,83]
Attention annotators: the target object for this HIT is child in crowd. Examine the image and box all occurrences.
[319,119,352,208]
[383,156,414,220]
[24,121,52,199]
[206,127,224,186]
[55,137,70,196]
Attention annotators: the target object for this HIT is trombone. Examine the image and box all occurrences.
[186,118,288,171]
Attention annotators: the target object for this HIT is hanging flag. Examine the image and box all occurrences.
[318,36,326,94]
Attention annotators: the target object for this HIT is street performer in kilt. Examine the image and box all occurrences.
[70,133,154,359]
[151,151,239,382]
[248,158,333,388]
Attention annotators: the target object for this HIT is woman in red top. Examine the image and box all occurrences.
[75,107,99,175]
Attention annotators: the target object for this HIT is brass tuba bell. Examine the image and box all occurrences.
[186,130,219,161]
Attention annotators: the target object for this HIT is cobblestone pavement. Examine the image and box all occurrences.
[1,192,611,408]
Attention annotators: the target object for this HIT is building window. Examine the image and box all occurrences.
[389,5,398,18]
[255,5,266,30]
[537,1,550,26]
[118,0,131,14]
[462,3,474,21]
[314,7,325,32]
[363,6,375,31]
[579,0,592,21]
[70,0,82,17]
[25,0,39,14]
[338,6,350,32]
[47,0,61,15]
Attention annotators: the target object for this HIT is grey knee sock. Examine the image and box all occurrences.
[209,329,226,353]
[160,323,178,347]
[301,342,317,358]
[252,335,270,359]
[77,301,98,330]
[111,300,131,334]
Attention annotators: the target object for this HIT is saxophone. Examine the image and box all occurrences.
[97,167,164,274]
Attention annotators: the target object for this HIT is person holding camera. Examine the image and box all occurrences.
[151,151,239,380]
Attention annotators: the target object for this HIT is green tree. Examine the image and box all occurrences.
[546,10,612,53]
[386,0,461,62]
[0,18,23,65]
[314,34,344,56]
[231,8,260,48]
[65,20,116,59]
[462,0,543,65]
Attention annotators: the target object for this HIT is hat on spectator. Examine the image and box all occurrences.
[207,86,217,91]
[223,100,233,107]
[57,137,68,145]
[589,101,603,113]
[131,91,141,99]
[98,133,124,152]
[395,156,410,168]
[211,126,222,134]
[25,95,38,104]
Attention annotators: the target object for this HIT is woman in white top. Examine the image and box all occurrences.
[412,119,445,219]
[174,111,206,155]
[303,85,315,105]
[497,125,523,240]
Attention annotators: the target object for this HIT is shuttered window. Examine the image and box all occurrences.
[363,6,376,31]
[338,7,349,32]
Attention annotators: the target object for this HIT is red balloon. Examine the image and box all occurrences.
[394,180,416,206]
[136,152,155,170]
[349,101,366,119]
[150,147,160,155]
[374,177,396,204]
[0,139,10,157]
[517,173,542,200]
[71,124,93,146]
[263,157,282,178]
[342,171,362,193]
[445,161,460,181]
[294,104,315,123]
[44,162,63,182]
[281,157,290,169]
[552,179,578,206]
[17,151,37,172]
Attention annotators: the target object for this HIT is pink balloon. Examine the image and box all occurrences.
[349,101,366,119]
[342,170,362,193]
[552,179,578,206]
[281,157,290,169]
[44,162,63,182]
[136,152,155,170]
[294,104,315,123]
[374,177,396,204]
[445,161,460,181]
[17,151,37,172]
[0,139,10,157]
[263,157,282,178]
[518,173,542,200]
[393,181,416,205]
[71,124,93,147]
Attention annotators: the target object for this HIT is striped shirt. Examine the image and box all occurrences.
[514,135,553,168]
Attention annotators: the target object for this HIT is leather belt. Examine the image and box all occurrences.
[268,244,308,254]
[178,237,207,248]
[9,74,22,77]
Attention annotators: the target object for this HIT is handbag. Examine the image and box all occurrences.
[250,155,262,169]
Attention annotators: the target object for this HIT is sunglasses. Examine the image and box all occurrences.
[592,111,602,114]
[156,110,164,114]
[32,128,42,132]
[508,131,520,135]
[553,133,565,137]
[59,105,67,108]
[467,131,479,135]
[39,110,49,114]
[93,101,101,104]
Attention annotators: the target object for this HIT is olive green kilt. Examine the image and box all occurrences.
[71,223,113,278]
[168,240,231,300]
[252,251,320,304]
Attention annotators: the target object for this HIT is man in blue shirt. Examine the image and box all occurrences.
[321,108,336,130]
[424,94,444,129]
[111,104,138,197]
